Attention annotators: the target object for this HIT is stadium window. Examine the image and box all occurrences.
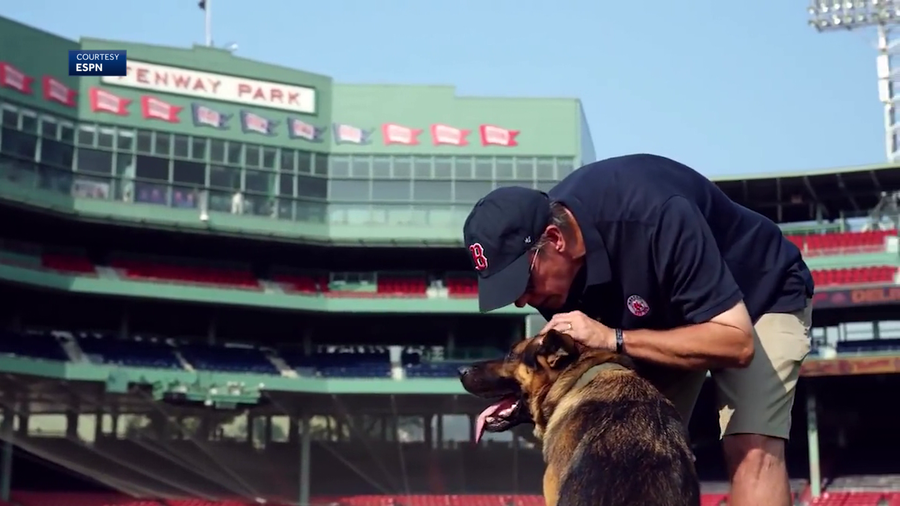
[97,127,115,149]
[173,159,205,186]
[434,157,453,179]
[413,156,432,179]
[313,153,329,176]
[329,179,370,201]
[117,129,134,151]
[495,157,514,179]
[135,155,171,182]
[297,175,327,199]
[244,168,274,195]
[191,137,207,161]
[296,151,312,174]
[351,156,371,178]
[0,127,38,159]
[412,180,451,202]
[75,148,113,175]
[281,149,296,172]
[393,157,412,178]
[372,156,391,178]
[209,139,225,163]
[474,157,493,179]
[209,165,239,189]
[0,106,16,128]
[262,147,277,169]
[557,157,575,177]
[454,181,493,203]
[245,144,261,167]
[39,116,57,139]
[372,180,411,201]
[173,134,190,158]
[115,153,135,177]
[536,180,555,192]
[297,200,326,222]
[154,133,172,157]
[495,182,531,192]
[279,173,295,196]
[536,157,555,180]
[59,122,75,144]
[136,130,152,153]
[330,157,350,177]
[39,138,74,170]
[77,125,96,147]
[515,157,535,181]
[226,141,243,165]
[453,157,473,179]
[20,110,38,134]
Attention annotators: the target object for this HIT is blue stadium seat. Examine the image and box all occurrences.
[178,343,279,375]
[76,334,182,369]
[0,331,67,361]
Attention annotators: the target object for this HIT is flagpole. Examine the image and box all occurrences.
[204,0,212,47]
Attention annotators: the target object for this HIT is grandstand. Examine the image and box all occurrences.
[2,13,900,506]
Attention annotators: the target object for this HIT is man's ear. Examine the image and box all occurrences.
[539,330,580,369]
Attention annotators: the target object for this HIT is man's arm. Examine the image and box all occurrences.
[622,196,754,370]
[621,300,754,369]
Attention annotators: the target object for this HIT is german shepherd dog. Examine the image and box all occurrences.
[458,330,700,506]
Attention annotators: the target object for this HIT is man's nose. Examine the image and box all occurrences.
[457,366,473,377]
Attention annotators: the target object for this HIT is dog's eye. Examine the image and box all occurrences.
[505,351,516,362]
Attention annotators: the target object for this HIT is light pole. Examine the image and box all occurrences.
[809,1,900,162]
[199,0,212,47]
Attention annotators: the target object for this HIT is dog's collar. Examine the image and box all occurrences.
[573,362,627,390]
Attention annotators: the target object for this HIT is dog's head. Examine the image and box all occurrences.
[459,330,632,443]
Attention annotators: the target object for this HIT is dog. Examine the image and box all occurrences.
[458,330,700,506]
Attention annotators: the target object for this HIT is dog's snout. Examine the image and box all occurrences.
[457,365,473,377]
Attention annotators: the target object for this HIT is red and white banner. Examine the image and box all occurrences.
[430,124,470,146]
[382,123,422,145]
[479,124,519,147]
[89,87,130,116]
[42,76,77,107]
[0,62,34,95]
[141,95,182,123]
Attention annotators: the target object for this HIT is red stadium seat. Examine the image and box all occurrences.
[811,266,897,288]
[787,230,895,257]
[41,253,97,275]
[110,258,260,290]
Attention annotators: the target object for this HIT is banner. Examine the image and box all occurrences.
[812,285,900,309]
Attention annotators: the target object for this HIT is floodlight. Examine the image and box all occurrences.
[808,0,900,162]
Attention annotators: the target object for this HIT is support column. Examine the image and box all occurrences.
[0,411,13,502]
[807,389,821,498]
[299,415,311,506]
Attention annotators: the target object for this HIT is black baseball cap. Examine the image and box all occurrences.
[462,186,551,312]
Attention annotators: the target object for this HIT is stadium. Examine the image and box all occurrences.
[1,11,900,506]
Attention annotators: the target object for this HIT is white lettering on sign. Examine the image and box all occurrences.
[101,60,316,115]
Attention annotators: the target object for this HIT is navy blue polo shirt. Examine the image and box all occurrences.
[538,154,814,330]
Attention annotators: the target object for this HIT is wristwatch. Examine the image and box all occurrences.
[615,328,625,354]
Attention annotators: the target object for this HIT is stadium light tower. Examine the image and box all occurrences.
[808,0,900,162]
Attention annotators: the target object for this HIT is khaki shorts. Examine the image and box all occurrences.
[641,300,812,440]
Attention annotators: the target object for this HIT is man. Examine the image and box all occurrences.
[462,154,814,506]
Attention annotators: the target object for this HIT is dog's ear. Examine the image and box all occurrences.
[539,330,580,369]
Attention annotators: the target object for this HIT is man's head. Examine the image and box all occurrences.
[463,187,584,312]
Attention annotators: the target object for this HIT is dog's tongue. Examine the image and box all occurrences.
[474,396,517,444]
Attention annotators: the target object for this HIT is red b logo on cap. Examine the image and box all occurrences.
[468,243,488,271]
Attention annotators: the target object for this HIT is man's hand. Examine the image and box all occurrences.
[540,311,616,351]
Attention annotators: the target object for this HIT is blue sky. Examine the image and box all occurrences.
[4,0,887,177]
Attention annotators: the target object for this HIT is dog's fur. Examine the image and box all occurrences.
[459,331,700,506]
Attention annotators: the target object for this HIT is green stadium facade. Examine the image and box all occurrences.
[2,14,900,506]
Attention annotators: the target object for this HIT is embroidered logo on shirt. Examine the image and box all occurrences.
[626,295,650,317]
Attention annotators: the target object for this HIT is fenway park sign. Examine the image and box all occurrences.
[101,60,316,115]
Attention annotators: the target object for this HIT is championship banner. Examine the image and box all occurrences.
[812,284,900,309]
